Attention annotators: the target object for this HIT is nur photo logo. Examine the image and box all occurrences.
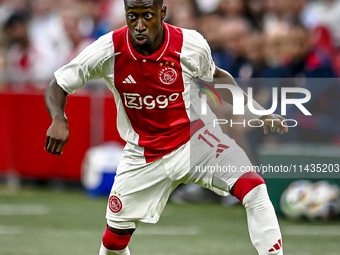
[199,82,312,128]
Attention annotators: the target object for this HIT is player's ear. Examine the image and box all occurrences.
[161,5,167,20]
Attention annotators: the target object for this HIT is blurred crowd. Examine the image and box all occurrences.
[0,0,118,90]
[168,0,340,79]
[166,0,340,151]
[0,0,340,147]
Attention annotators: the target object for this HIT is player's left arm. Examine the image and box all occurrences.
[212,66,288,135]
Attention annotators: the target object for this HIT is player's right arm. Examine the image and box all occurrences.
[44,32,115,155]
[44,79,69,155]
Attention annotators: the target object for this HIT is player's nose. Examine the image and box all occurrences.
[135,18,146,32]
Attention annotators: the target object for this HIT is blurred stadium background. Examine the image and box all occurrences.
[1,0,340,254]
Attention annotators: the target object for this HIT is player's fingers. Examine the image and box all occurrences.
[263,124,268,134]
[56,142,65,156]
[276,122,287,134]
[46,137,55,153]
[45,136,50,150]
[271,126,275,133]
[46,138,59,154]
[282,121,288,133]
[50,139,61,155]
[274,115,289,133]
[277,127,284,135]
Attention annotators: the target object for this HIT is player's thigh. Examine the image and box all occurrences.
[105,158,175,224]
[188,125,252,195]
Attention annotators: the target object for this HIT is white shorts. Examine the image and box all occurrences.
[105,122,252,229]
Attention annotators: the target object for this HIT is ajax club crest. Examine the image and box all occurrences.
[109,195,122,213]
[158,67,178,85]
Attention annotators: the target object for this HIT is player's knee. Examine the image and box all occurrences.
[102,225,134,251]
[231,171,265,202]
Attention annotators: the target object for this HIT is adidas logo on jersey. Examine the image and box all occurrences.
[268,239,282,253]
[122,75,137,84]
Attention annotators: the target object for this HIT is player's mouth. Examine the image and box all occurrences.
[135,34,147,45]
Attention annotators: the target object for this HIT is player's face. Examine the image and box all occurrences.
[125,0,166,55]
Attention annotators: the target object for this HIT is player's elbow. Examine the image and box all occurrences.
[46,79,68,97]
[214,66,233,79]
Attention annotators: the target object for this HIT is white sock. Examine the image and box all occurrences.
[99,243,130,255]
[242,184,283,255]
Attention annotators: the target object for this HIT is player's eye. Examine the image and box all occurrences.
[144,13,153,20]
[128,13,136,20]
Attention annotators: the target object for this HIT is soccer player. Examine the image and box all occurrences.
[44,0,287,254]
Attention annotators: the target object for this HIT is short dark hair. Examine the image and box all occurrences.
[124,0,164,8]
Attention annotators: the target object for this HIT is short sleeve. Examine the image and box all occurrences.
[198,52,216,82]
[54,32,114,94]
[181,29,216,82]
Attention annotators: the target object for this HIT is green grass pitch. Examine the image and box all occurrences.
[0,187,339,255]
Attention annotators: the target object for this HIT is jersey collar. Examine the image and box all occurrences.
[126,22,170,61]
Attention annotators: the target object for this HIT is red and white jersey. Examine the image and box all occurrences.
[55,23,216,164]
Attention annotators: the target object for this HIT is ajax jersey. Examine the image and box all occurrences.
[54,23,216,163]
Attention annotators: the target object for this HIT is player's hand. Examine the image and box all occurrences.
[259,114,288,135]
[45,117,69,155]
